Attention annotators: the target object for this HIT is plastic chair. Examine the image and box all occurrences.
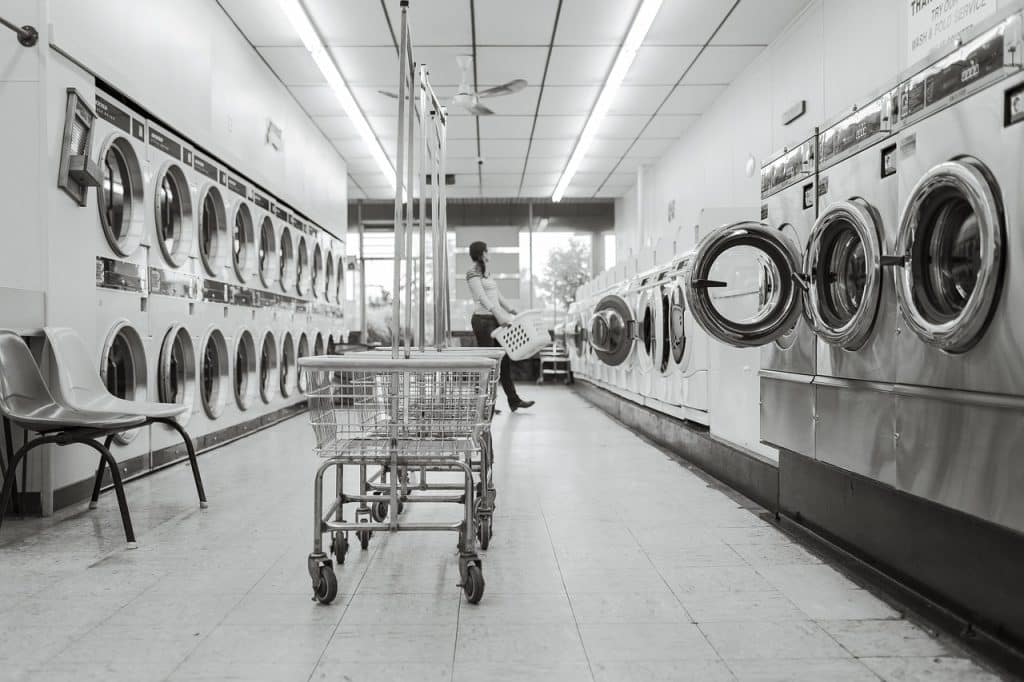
[0,330,145,545]
[42,328,208,510]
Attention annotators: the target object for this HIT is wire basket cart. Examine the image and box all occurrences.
[302,354,497,604]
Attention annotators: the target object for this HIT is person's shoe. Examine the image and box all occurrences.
[493,408,502,415]
[510,399,535,412]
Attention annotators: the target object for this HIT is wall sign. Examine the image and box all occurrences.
[906,0,997,66]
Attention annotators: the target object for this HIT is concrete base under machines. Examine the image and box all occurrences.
[574,378,1024,677]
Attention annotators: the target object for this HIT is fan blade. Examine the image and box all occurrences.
[477,79,528,98]
[377,90,399,99]
[467,102,494,116]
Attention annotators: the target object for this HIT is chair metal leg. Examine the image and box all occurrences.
[81,439,136,547]
[0,436,52,535]
[88,434,115,510]
[153,417,207,508]
[1,417,20,516]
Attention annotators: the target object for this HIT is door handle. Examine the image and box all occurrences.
[691,279,727,289]
[791,272,810,291]
[880,255,906,267]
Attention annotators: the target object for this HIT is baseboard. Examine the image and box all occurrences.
[51,402,307,511]
[574,379,779,512]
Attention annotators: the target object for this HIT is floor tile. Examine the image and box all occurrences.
[170,661,319,681]
[458,591,575,625]
[787,587,901,620]
[324,623,457,663]
[727,542,822,567]
[454,623,588,665]
[185,624,334,664]
[578,622,718,662]
[569,591,690,623]
[592,659,736,681]
[662,565,776,595]
[698,620,850,660]
[222,592,347,625]
[678,590,806,622]
[819,618,953,658]
[727,657,880,681]
[452,662,593,682]
[860,656,1003,681]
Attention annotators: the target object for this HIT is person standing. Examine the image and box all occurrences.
[466,241,534,412]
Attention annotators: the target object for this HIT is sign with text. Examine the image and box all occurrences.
[906,0,997,66]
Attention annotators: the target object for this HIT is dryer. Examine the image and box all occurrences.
[885,11,1024,533]
[808,87,901,484]
[589,279,638,398]
[685,137,819,459]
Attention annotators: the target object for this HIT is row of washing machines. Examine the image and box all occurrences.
[88,84,347,473]
[564,7,1024,537]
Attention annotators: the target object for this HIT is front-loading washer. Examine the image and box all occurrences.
[664,252,710,423]
[808,86,901,485]
[884,11,1024,533]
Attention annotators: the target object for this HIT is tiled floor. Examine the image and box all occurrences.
[0,385,1007,681]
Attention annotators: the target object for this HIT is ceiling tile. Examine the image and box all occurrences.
[405,1,472,45]
[445,139,480,157]
[528,139,576,157]
[443,115,478,140]
[328,47,398,85]
[682,45,765,84]
[479,173,522,187]
[625,46,702,85]
[532,115,585,138]
[597,115,650,139]
[556,0,638,45]
[577,156,620,173]
[258,47,324,86]
[476,0,559,45]
[713,0,811,45]
[545,46,617,85]
[354,90,405,117]
[588,137,634,157]
[331,138,371,159]
[538,86,599,115]
[629,138,674,157]
[522,172,562,186]
[413,46,474,87]
[482,139,531,158]
[644,114,698,138]
[477,157,525,172]
[520,186,556,198]
[446,157,484,173]
[289,86,344,116]
[304,0,393,46]
[448,87,539,116]
[315,115,359,139]
[661,84,727,114]
[477,47,548,89]
[646,0,734,45]
[479,116,535,138]
[607,86,672,115]
[219,0,298,47]
[525,156,568,173]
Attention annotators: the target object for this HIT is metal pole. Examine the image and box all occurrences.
[404,56,417,356]
[391,2,409,359]
[528,202,534,311]
[417,67,428,351]
[358,206,367,343]
[440,112,452,346]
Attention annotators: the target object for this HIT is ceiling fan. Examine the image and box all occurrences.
[378,55,527,116]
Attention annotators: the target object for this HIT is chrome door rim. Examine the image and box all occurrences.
[667,281,692,372]
[100,320,148,444]
[684,221,804,348]
[97,134,145,257]
[158,323,195,426]
[804,199,883,350]
[636,288,656,375]
[589,293,635,367]
[895,159,1003,353]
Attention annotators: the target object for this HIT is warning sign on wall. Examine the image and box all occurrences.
[906,0,998,66]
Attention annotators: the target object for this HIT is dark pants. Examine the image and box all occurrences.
[471,314,519,405]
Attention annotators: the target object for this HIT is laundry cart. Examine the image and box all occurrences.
[301,353,497,604]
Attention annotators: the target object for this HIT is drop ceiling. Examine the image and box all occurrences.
[219,0,810,201]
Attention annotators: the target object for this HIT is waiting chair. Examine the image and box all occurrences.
[0,330,144,545]
[42,328,208,510]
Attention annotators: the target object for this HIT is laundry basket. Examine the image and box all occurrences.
[491,310,550,361]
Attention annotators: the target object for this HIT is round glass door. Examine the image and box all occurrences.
[234,329,257,409]
[98,136,145,257]
[232,203,255,283]
[158,325,195,426]
[296,333,310,394]
[154,164,194,267]
[259,332,278,403]
[658,284,674,375]
[804,199,883,350]
[312,244,324,299]
[280,332,296,397]
[198,186,228,277]
[685,221,804,348]
[258,217,277,288]
[324,252,335,302]
[668,282,688,368]
[100,322,147,444]
[590,293,635,367]
[200,329,228,419]
[278,228,295,292]
[895,158,1003,353]
[636,287,657,374]
[296,237,310,296]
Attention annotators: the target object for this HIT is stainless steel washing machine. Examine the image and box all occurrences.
[887,10,1024,532]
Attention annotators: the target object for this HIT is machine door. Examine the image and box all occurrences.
[657,282,675,376]
[895,159,1003,353]
[803,199,884,350]
[685,221,805,348]
[157,324,195,425]
[572,313,586,356]
[667,280,690,371]
[589,293,635,367]
[635,285,657,374]
[100,321,148,444]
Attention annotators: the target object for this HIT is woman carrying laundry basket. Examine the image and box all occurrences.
[466,240,535,412]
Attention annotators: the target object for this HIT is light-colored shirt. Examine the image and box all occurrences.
[466,267,511,320]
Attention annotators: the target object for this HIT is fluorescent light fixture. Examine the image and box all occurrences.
[552,0,663,202]
[278,0,396,190]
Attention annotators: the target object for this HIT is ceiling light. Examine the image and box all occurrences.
[552,0,663,202]
[278,0,396,190]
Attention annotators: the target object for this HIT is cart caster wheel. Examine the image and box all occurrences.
[371,500,388,523]
[462,564,485,604]
[331,534,349,564]
[476,518,492,550]
[357,520,372,550]
[313,564,338,605]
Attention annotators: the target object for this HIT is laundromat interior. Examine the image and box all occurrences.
[1,0,1023,680]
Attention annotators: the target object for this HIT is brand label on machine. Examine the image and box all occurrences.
[273,205,289,221]
[819,97,888,164]
[253,193,270,210]
[148,267,198,299]
[193,155,219,182]
[148,129,181,161]
[95,95,130,134]
[227,176,247,198]
[96,257,146,293]
[228,285,256,307]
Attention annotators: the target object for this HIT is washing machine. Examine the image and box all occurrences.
[295,331,311,394]
[589,278,638,399]
[808,87,901,483]
[634,266,666,406]
[663,252,710,423]
[293,222,312,301]
[685,136,819,458]
[884,10,1024,532]
[279,329,299,399]
[257,328,280,405]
